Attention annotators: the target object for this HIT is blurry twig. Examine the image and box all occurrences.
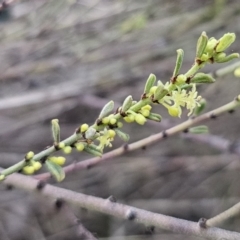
[2,170,240,240]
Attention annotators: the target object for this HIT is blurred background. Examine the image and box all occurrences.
[0,0,240,239]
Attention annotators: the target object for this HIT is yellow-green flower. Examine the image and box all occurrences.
[96,128,115,150]
[185,84,201,116]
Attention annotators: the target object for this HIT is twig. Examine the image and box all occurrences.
[206,201,240,228]
[35,95,240,181]
[55,199,97,240]
[2,171,240,240]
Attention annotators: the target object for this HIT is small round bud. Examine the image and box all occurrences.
[63,146,72,154]
[109,118,117,125]
[200,53,209,62]
[58,142,65,149]
[22,166,35,175]
[102,117,110,124]
[176,74,187,84]
[135,114,147,125]
[75,143,85,152]
[234,67,240,77]
[0,175,5,181]
[32,161,42,171]
[141,105,152,111]
[108,129,116,138]
[168,106,180,117]
[140,109,150,117]
[25,151,34,161]
[56,157,66,166]
[149,86,158,95]
[117,122,123,128]
[80,124,89,133]
[124,114,135,123]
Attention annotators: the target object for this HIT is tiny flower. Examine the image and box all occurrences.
[102,117,110,124]
[134,114,147,125]
[109,118,117,125]
[22,165,35,175]
[63,146,72,154]
[32,161,42,171]
[75,142,85,152]
[141,105,152,111]
[124,114,135,123]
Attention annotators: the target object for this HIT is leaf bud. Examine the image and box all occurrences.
[144,74,156,94]
[168,106,181,117]
[196,31,208,58]
[85,127,97,139]
[99,101,114,119]
[51,119,60,143]
[216,33,236,52]
[172,49,184,78]
[134,114,147,125]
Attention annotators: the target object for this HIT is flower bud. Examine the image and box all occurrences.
[205,37,218,55]
[102,117,110,124]
[176,74,187,84]
[168,106,181,117]
[124,114,135,123]
[0,175,5,181]
[80,123,89,133]
[109,118,117,125]
[58,142,65,149]
[141,105,152,111]
[117,122,123,128]
[22,165,35,175]
[32,161,42,171]
[134,114,147,125]
[75,142,85,152]
[216,33,236,52]
[234,67,240,77]
[140,109,150,117]
[25,151,34,161]
[108,129,116,138]
[63,146,72,154]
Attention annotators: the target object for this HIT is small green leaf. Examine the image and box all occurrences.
[51,119,60,143]
[191,73,215,84]
[194,99,206,116]
[45,160,65,182]
[172,49,184,78]
[146,112,162,122]
[99,101,114,119]
[115,129,130,142]
[84,144,102,157]
[215,53,239,63]
[189,125,209,134]
[121,95,133,113]
[196,31,208,58]
[216,33,236,53]
[144,74,156,94]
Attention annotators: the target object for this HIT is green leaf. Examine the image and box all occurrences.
[121,95,133,113]
[51,119,60,143]
[84,144,102,157]
[99,101,114,119]
[45,160,65,182]
[115,129,130,142]
[189,125,209,134]
[147,112,162,122]
[196,31,208,58]
[144,74,156,94]
[172,49,184,78]
[190,73,215,84]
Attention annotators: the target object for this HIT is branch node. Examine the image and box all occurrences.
[162,130,168,138]
[36,181,46,190]
[55,198,65,209]
[198,218,207,229]
[107,195,117,203]
[126,209,137,221]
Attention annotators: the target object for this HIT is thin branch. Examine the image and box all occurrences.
[206,201,240,228]
[2,171,240,240]
[55,199,97,240]
[35,95,240,181]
